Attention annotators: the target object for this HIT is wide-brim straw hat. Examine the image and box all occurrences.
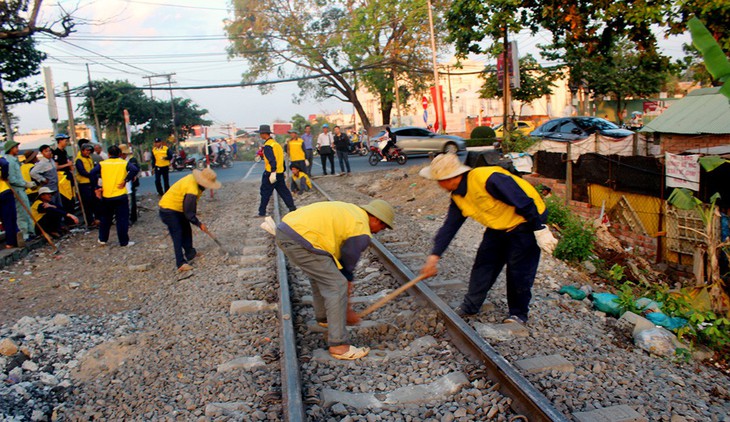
[23,150,38,162]
[193,168,222,190]
[119,144,131,154]
[38,186,55,195]
[360,199,395,229]
[418,153,472,181]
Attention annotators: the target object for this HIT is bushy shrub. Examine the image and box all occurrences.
[471,125,496,139]
[501,132,536,153]
[465,138,497,147]
[544,195,596,262]
[545,195,571,227]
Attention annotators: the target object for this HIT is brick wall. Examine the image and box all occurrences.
[524,174,658,260]
[661,133,730,154]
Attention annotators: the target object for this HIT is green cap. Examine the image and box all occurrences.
[360,199,395,229]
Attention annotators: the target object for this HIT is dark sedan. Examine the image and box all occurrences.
[530,117,634,141]
[373,126,466,155]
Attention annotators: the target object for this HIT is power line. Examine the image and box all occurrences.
[117,0,231,11]
[55,38,155,75]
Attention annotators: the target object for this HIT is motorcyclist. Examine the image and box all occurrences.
[380,126,397,161]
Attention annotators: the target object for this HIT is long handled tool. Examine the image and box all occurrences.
[9,188,59,254]
[357,274,428,319]
[201,226,239,256]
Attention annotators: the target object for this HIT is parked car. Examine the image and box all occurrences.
[530,117,634,141]
[372,126,466,155]
[493,120,536,138]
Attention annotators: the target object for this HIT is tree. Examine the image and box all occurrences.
[0,0,74,40]
[225,0,445,129]
[479,55,560,116]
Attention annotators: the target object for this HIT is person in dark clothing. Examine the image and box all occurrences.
[119,144,140,224]
[152,137,172,195]
[0,156,19,248]
[75,143,100,226]
[257,124,296,217]
[418,153,557,324]
[333,126,352,174]
[159,168,221,274]
[90,145,139,247]
[31,187,79,237]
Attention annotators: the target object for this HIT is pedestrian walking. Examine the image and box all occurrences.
[152,137,172,196]
[275,199,395,360]
[0,155,19,249]
[302,124,314,175]
[75,143,100,227]
[257,124,296,217]
[4,141,35,242]
[90,145,139,247]
[418,153,557,324]
[333,125,352,174]
[286,129,307,176]
[159,168,221,274]
[316,124,335,175]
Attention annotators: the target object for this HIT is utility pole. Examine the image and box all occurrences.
[0,79,13,142]
[394,71,402,126]
[502,27,512,144]
[426,0,445,133]
[143,73,177,144]
[86,64,103,143]
[64,82,89,227]
[446,65,453,113]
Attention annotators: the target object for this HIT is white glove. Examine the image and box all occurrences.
[534,226,558,255]
[305,159,309,166]
[25,181,35,189]
[260,216,276,236]
[268,172,277,184]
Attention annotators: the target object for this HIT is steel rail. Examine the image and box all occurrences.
[272,195,306,421]
[310,180,568,422]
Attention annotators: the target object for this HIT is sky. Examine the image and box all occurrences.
[10,0,691,136]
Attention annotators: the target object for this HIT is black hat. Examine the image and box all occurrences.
[258,124,272,134]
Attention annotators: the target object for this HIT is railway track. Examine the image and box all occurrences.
[269,182,568,421]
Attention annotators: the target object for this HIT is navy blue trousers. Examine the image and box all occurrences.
[78,183,99,222]
[99,195,130,246]
[461,228,541,321]
[258,172,296,216]
[336,150,351,173]
[159,209,196,268]
[154,166,170,195]
[0,190,18,247]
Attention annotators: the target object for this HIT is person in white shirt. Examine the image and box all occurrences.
[316,124,336,176]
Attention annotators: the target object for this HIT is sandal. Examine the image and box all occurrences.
[330,345,370,360]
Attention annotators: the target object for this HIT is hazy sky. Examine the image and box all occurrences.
[10,0,691,136]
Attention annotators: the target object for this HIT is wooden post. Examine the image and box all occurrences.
[565,142,572,205]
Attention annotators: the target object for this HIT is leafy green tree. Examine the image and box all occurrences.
[225,0,445,129]
[0,0,74,40]
[479,54,560,116]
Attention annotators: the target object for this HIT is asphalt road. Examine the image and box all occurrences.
[137,152,449,195]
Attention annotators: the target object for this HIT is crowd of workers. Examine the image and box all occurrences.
[2,126,558,362]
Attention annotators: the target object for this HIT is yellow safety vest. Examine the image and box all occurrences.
[281,201,371,269]
[21,163,38,195]
[31,199,43,222]
[0,177,9,193]
[58,171,73,200]
[288,138,306,162]
[451,167,546,231]
[153,146,170,167]
[263,138,285,174]
[75,152,94,184]
[100,158,128,198]
[158,174,202,212]
[292,172,312,189]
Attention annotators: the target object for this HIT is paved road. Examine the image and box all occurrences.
[137,152,454,195]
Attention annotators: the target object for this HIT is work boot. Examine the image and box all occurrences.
[178,263,194,272]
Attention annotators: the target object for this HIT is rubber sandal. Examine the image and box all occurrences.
[330,345,370,360]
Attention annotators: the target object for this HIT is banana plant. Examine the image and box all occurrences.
[688,16,730,99]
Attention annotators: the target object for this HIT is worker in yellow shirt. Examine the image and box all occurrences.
[289,163,311,195]
[257,124,296,217]
[75,143,99,227]
[286,129,308,175]
[21,150,39,203]
[89,145,139,246]
[152,137,172,195]
[159,168,221,274]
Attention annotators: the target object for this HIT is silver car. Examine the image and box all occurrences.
[373,126,466,155]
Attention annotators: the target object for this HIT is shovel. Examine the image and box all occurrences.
[201,227,239,256]
[357,274,428,319]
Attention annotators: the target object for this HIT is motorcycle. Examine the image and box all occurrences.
[171,152,196,171]
[254,146,264,162]
[368,144,407,166]
[197,150,233,170]
[349,141,368,156]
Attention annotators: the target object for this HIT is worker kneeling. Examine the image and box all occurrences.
[275,200,394,360]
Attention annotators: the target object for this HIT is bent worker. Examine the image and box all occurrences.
[289,163,311,195]
[159,168,221,274]
[31,187,79,237]
[90,145,139,247]
[418,153,557,324]
[256,124,296,217]
[275,199,395,360]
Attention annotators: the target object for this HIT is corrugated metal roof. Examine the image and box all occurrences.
[641,87,730,134]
